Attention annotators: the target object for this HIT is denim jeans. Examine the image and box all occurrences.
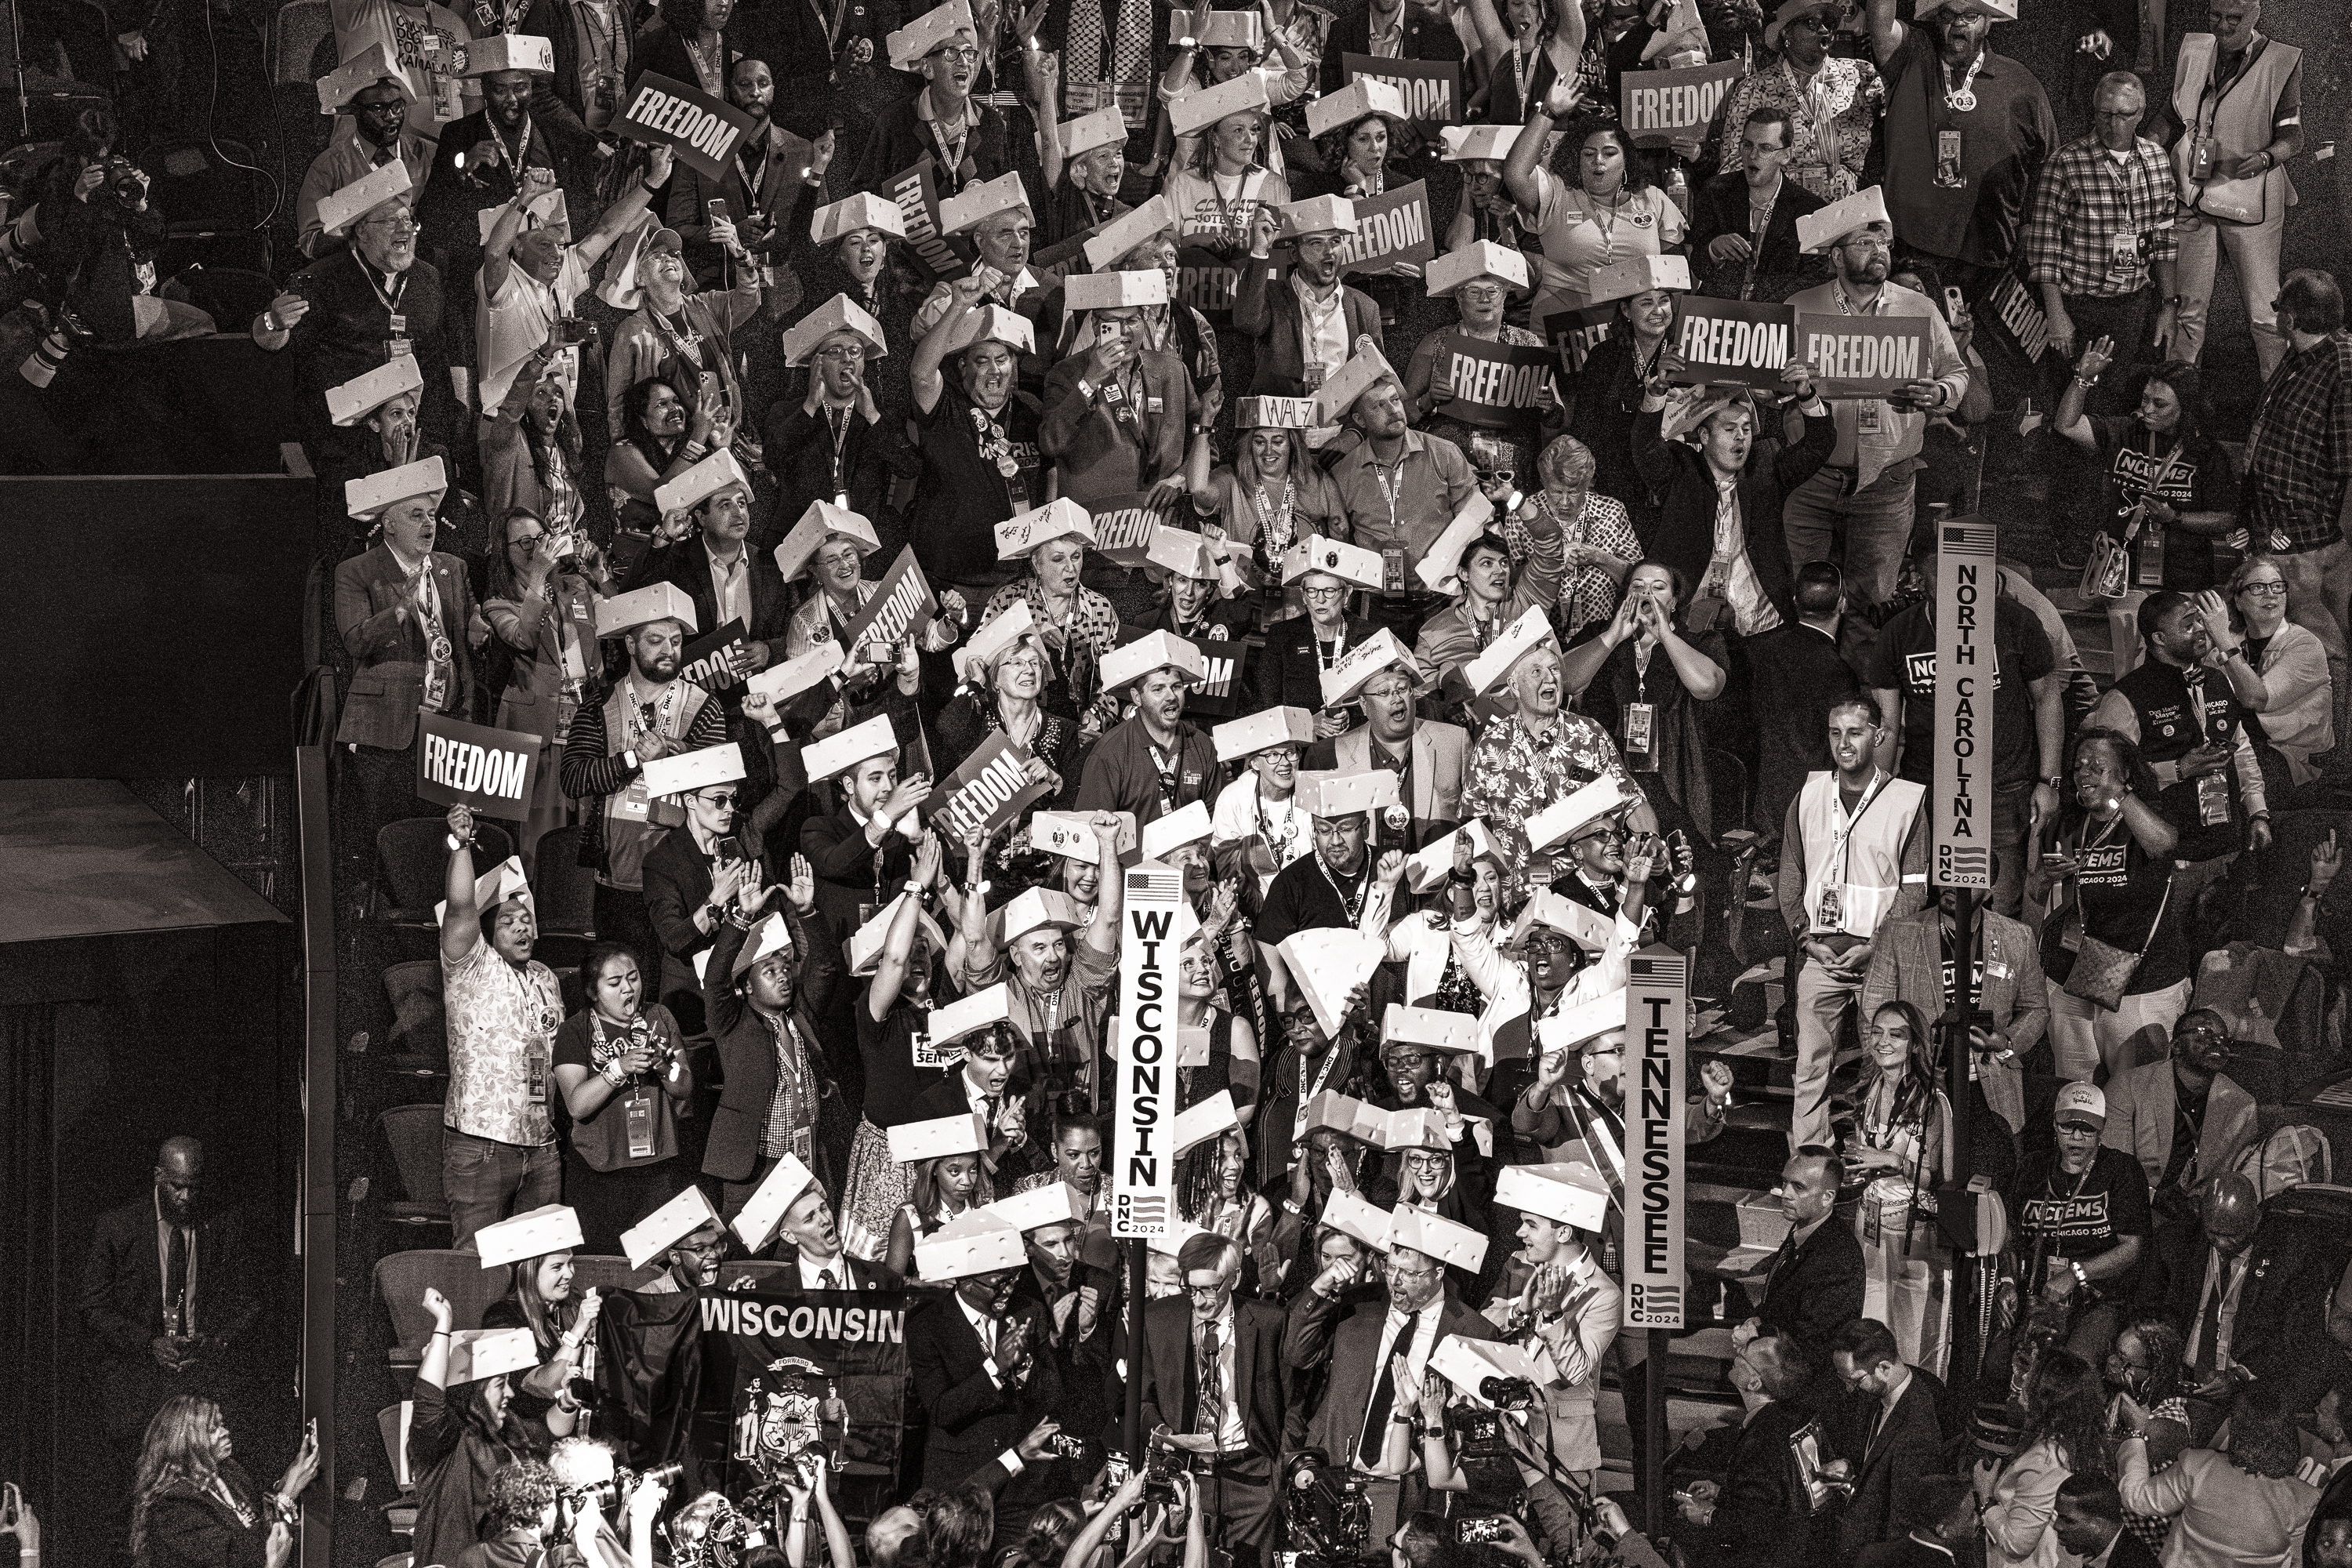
[1780,460,1919,608]
[445,1127,561,1252]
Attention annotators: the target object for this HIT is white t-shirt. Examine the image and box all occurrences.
[477,249,589,413]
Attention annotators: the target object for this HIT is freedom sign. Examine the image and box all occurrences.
[1174,245,1250,322]
[1619,60,1740,147]
[679,618,750,692]
[1334,181,1436,278]
[706,1287,915,1488]
[1931,517,1998,890]
[1112,862,1186,1237]
[1341,53,1460,126]
[1622,947,1689,1330]
[1172,633,1252,720]
[417,712,539,822]
[615,71,755,181]
[1438,337,1555,416]
[1544,303,1619,372]
[1669,297,1794,390]
[920,731,1051,841]
[1090,490,1178,569]
[837,547,940,655]
[884,160,967,281]
[1795,312,1935,397]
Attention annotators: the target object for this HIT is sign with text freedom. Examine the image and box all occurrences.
[1621,60,1741,147]
[1334,181,1436,278]
[616,72,754,181]
[416,712,539,822]
[1341,54,1460,126]
[1668,297,1791,390]
[1794,313,1933,397]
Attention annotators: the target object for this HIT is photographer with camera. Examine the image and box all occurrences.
[775,1448,858,1568]
[1136,1233,1287,1565]
[477,147,670,445]
[548,1437,675,1568]
[41,134,214,350]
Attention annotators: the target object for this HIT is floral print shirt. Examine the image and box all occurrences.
[442,939,563,1145]
[979,577,1123,728]
[1464,710,1643,895]
[1715,55,1883,201]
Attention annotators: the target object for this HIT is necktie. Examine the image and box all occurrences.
[165,1225,190,1333]
[1358,1312,1410,1465]
[1766,1230,1798,1298]
[2194,1253,2226,1380]
[1196,1321,1222,1439]
[1864,1396,1886,1457]
[819,1269,838,1290]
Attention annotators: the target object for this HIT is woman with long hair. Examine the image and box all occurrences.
[884,1145,985,1278]
[604,376,719,539]
[409,1285,561,1568]
[483,350,589,534]
[1559,557,1726,844]
[1156,2,1313,179]
[1841,999,1956,1373]
[481,1247,608,1443]
[1563,263,1687,532]
[2026,729,2185,1083]
[1163,99,1293,255]
[1500,96,1687,318]
[1186,404,1348,629]
[552,942,695,1252]
[1459,0,1581,125]
[1173,918,1262,1227]
[1977,1349,2111,1568]
[130,1397,319,1568]
[483,506,615,870]
[781,517,965,743]
[634,0,734,99]
[978,522,1122,734]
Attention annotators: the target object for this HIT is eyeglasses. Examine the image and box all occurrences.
[816,344,867,362]
[1402,1152,1450,1169]
[1185,1281,1231,1298]
[1523,933,1573,956]
[696,791,740,808]
[362,216,419,236]
[2056,1120,2100,1134]
[930,44,982,61]
[1301,585,1349,601]
[2176,1021,2227,1040]
[2238,580,2288,595]
[1839,236,1892,253]
[2103,1349,2151,1373]
[1385,1261,1439,1283]
[507,534,546,550]
[354,96,407,114]
[1573,828,1626,847]
[1361,681,1412,701]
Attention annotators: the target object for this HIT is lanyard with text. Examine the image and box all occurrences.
[1815,771,1889,927]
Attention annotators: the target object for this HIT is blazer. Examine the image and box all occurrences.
[1231,261,1383,397]
[2122,1442,2321,1568]
[623,535,795,669]
[665,119,820,276]
[799,806,914,947]
[136,1466,271,1568]
[1478,1258,1621,1473]
[764,399,921,538]
[1685,170,1830,303]
[80,1196,259,1361]
[1260,613,1377,717]
[1698,1399,1818,1568]
[521,0,633,160]
[906,1290,1065,1492]
[727,0,891,141]
[335,544,480,751]
[640,762,793,1034]
[1859,909,2047,1136]
[483,571,601,746]
[1827,1368,1947,1562]
[1283,1287,1501,1464]
[771,1248,904,1290]
[1311,719,1470,846]
[1138,1295,1290,1458]
[417,107,569,267]
[1037,348,1197,507]
[2160,1210,2350,1403]
[701,906,844,1182]
[1756,1217,1867,1376]
[2100,1062,2257,1203]
[286,249,453,451]
[1316,2,1461,93]
[1632,401,1835,626]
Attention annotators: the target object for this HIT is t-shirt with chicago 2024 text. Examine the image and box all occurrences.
[2004,1145,2150,1296]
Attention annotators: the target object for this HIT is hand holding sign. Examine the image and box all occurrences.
[1642,346,1686,397]
[1778,358,1818,402]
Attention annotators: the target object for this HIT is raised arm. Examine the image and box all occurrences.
[579,148,673,268]
[440,807,484,963]
[1083,816,1123,963]
[912,274,989,414]
[1502,80,1580,217]
[1865,0,1904,67]
[869,833,946,1022]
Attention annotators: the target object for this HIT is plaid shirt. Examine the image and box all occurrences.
[1463,710,1640,896]
[2245,332,2352,554]
[2020,135,2180,298]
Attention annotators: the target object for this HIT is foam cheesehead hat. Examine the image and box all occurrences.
[1796,185,1891,255]
[1276,194,1357,240]
[1058,107,1128,161]
[1305,78,1410,142]
[1065,269,1167,310]
[1214,706,1315,762]
[913,1210,1025,1280]
[996,886,1087,946]
[1083,194,1178,271]
[1440,123,1519,166]
[1311,339,1399,426]
[1299,768,1401,821]
[1916,0,2016,18]
[1281,534,1385,592]
[1417,492,1499,596]
[639,742,747,801]
[802,713,898,785]
[1319,628,1425,708]
[994,497,1097,561]
[327,354,423,426]
[316,42,413,114]
[473,1203,583,1269]
[939,171,1033,238]
[1098,628,1206,693]
[1142,524,1221,583]
[1425,240,1530,299]
[812,192,907,245]
[652,449,752,517]
[887,0,977,70]
[954,600,1036,684]
[433,854,532,925]
[593,582,699,641]
[347,454,446,523]
[456,34,554,75]
[779,293,890,368]
[1493,1163,1610,1231]
[317,158,412,237]
[772,499,883,583]
[1587,252,1693,306]
[1167,72,1270,138]
[947,303,1036,358]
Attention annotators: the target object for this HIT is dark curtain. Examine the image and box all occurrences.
[0,1005,59,1536]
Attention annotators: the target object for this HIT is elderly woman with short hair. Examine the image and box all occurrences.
[979,517,1123,733]
[2222,555,2335,801]
[1461,640,1657,898]
[1512,435,1638,641]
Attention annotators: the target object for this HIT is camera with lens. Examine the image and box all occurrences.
[1279,1450,1370,1564]
[1043,1433,1088,1460]
[559,1461,683,1524]
[1477,1377,1538,1412]
[1443,1404,1508,1451]
[1140,1428,1182,1504]
[100,157,144,203]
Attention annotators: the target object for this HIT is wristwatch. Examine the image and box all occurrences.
[2044,775,2063,789]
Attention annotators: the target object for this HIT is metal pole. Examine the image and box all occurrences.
[1642,1327,1668,1540]
[1124,1237,1146,1463]
[1946,887,1978,1385]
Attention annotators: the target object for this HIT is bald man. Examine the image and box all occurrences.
[80,1137,260,1466]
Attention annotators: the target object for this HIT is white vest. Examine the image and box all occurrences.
[1797,771,1926,938]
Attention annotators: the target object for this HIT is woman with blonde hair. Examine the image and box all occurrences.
[130,1396,319,1568]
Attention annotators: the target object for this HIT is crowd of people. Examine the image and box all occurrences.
[21,0,2352,1559]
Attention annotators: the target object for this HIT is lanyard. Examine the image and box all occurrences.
[1315,626,1348,669]
[2199,37,2265,136]
[358,252,408,315]
[826,404,854,494]
[1830,771,1891,885]
[1937,49,1984,113]
[652,308,704,363]
[929,114,971,184]
[1250,474,1297,553]
[626,677,677,741]
[1370,457,1406,535]
[1256,793,1300,859]
[489,115,535,189]
[735,132,771,209]
[1149,741,1181,805]
[1318,856,1367,924]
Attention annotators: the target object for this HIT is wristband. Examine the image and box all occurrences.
[262,311,278,333]
[2070,1260,2089,1288]
[905,880,925,895]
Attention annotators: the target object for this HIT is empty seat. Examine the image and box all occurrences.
[377,1104,449,1236]
[375,1249,514,1374]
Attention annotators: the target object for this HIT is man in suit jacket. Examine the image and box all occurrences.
[1285,1232,1502,1532]
[1859,884,2049,1178]
[1232,204,1385,397]
[625,470,793,711]
[662,57,822,284]
[81,1138,260,1462]
[700,882,841,1221]
[1745,562,1860,837]
[797,710,920,946]
[1737,1150,1865,1410]
[2162,1175,2351,1410]
[1038,298,1205,509]
[1138,1235,1288,1563]
[2101,1008,2259,1307]
[772,1182,904,1288]
[1853,1474,1984,1568]
[1677,1331,1819,1568]
[1687,105,1831,303]
[1824,1319,1947,1563]
[906,1259,1069,1537]
[335,470,480,835]
[2051,1474,2162,1568]
[1316,0,1461,94]
[1302,659,1468,860]
[641,724,800,1038]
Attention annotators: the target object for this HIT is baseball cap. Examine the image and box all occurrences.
[2054,1083,2106,1131]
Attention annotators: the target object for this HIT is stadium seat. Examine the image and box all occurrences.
[376,1403,416,1537]
[267,0,332,86]
[376,1249,514,1374]
[373,818,515,931]
[377,1104,450,1236]
[568,1254,667,1293]
[528,825,599,969]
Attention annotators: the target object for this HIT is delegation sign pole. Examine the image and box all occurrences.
[1112,860,1183,1465]
[1930,511,1994,1381]
[1624,947,1687,1539]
